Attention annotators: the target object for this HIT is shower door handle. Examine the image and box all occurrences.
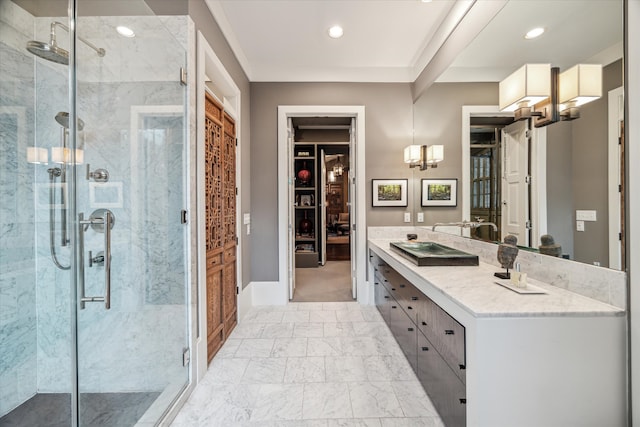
[78,209,114,309]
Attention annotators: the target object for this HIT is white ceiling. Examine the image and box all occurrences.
[205,0,623,84]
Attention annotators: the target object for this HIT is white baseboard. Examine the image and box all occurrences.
[251,281,288,305]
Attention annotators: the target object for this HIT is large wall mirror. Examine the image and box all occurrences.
[412,0,624,270]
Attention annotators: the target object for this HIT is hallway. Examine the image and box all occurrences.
[171,302,444,426]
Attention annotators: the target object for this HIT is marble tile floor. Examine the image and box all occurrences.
[171,302,444,427]
[0,392,160,427]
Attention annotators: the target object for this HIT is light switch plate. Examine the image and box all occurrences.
[576,210,597,221]
[404,212,411,223]
[417,212,424,223]
[576,220,585,231]
[243,213,251,225]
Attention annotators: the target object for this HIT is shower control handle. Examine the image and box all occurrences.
[86,164,109,183]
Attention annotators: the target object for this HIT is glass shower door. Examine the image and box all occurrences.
[72,3,190,425]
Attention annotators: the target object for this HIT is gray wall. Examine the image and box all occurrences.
[250,82,414,282]
[412,82,498,224]
[546,121,574,258]
[570,59,623,267]
[188,0,252,287]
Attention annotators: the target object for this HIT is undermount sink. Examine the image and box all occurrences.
[390,241,479,266]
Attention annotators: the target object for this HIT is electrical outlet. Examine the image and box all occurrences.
[404,212,411,223]
[417,212,424,223]
[576,220,585,232]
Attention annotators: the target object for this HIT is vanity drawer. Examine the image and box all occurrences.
[417,331,466,427]
[395,280,421,323]
[418,298,466,383]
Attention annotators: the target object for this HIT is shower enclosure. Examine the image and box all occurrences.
[0,0,191,425]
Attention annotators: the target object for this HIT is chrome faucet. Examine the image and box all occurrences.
[432,220,498,232]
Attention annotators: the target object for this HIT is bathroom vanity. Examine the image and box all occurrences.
[369,238,626,427]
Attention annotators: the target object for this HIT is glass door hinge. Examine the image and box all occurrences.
[182,347,190,366]
[180,67,187,86]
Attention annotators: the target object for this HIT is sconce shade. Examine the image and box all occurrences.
[328,170,336,182]
[404,145,421,164]
[27,147,48,164]
[559,64,602,107]
[499,64,551,112]
[427,145,444,164]
[52,147,84,164]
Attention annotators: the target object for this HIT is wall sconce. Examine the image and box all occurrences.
[51,147,84,165]
[499,63,551,121]
[27,147,49,164]
[558,64,602,120]
[499,63,602,127]
[404,144,444,171]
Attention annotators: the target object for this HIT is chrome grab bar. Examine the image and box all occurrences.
[78,209,114,309]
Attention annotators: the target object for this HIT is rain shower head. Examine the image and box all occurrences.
[25,21,105,65]
[55,112,85,131]
[26,40,69,65]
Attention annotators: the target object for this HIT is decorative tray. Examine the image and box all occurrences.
[494,279,548,295]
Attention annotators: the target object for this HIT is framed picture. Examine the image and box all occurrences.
[300,194,313,206]
[372,179,408,207]
[421,178,457,207]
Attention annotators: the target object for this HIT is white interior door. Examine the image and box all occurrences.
[501,120,529,246]
[320,150,327,266]
[287,118,295,299]
[349,119,357,299]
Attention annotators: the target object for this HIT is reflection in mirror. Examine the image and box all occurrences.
[412,0,623,270]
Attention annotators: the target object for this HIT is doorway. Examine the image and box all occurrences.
[293,139,352,302]
[462,106,547,248]
[277,106,367,306]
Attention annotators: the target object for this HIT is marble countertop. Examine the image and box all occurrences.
[369,238,624,318]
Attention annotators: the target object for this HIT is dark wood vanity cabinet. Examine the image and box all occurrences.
[371,251,467,426]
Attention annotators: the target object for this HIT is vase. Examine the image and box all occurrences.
[299,211,313,234]
[297,161,311,185]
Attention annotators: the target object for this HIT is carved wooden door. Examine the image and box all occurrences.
[205,93,237,363]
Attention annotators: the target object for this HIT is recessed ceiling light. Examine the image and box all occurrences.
[328,25,344,39]
[421,0,433,3]
[524,27,545,40]
[116,26,135,38]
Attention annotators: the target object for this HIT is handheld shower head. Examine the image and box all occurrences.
[55,112,85,131]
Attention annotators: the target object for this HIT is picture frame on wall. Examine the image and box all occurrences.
[372,179,408,207]
[421,178,457,207]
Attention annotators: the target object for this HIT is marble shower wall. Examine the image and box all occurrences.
[34,14,191,393]
[0,0,39,416]
[1,1,192,416]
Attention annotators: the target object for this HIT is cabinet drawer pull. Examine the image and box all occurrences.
[422,346,429,351]
[392,305,397,309]
[459,398,467,405]
[408,327,414,332]
[422,321,427,326]
[411,296,418,301]
[384,296,390,299]
[378,263,384,267]
[445,330,455,335]
[459,364,466,370]
[400,284,405,288]
[384,279,389,282]
[391,287,396,291]
[408,306,413,310]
